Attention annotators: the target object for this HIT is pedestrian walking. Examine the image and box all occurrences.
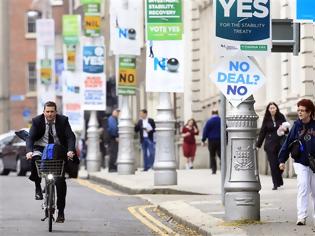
[202,110,221,174]
[279,99,315,226]
[256,102,287,190]
[181,118,199,169]
[107,108,120,172]
[135,109,156,171]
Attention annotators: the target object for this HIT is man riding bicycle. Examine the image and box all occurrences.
[26,101,77,223]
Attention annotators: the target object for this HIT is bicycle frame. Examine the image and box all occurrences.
[35,159,64,232]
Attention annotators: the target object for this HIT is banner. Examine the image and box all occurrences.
[146,40,184,92]
[210,55,265,107]
[118,56,136,95]
[82,3,101,37]
[214,0,271,56]
[36,19,55,46]
[146,0,182,40]
[82,44,106,110]
[62,71,84,131]
[36,19,56,114]
[110,1,142,55]
[55,59,64,96]
[63,15,80,45]
[296,0,315,22]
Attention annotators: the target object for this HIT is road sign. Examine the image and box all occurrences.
[211,55,265,107]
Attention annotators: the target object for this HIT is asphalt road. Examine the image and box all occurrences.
[0,175,159,236]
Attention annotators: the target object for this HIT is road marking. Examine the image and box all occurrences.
[75,179,123,196]
[128,205,179,235]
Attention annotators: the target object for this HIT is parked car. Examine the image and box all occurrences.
[0,130,30,176]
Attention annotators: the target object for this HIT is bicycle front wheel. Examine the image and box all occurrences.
[47,183,55,232]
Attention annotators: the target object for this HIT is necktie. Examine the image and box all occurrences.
[48,123,54,144]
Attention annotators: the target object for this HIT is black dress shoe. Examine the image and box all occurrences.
[272,186,278,190]
[56,212,65,223]
[35,189,43,200]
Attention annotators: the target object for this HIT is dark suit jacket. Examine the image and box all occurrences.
[135,118,155,143]
[26,114,76,153]
[256,114,286,153]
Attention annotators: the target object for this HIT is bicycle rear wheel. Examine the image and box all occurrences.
[47,183,55,232]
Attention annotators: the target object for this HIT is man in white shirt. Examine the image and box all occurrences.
[135,109,156,171]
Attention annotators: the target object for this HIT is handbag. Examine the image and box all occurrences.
[308,154,315,173]
[288,139,302,160]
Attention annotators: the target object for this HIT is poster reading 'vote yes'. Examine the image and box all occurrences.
[211,55,265,107]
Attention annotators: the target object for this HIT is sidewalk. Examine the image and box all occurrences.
[83,169,315,236]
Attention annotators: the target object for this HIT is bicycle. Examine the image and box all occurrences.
[35,159,65,232]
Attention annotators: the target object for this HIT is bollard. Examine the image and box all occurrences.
[154,92,177,186]
[86,111,102,172]
[224,95,261,220]
[117,96,135,174]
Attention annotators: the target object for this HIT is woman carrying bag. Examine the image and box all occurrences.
[279,99,315,226]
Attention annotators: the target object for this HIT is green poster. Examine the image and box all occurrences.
[80,0,101,4]
[83,3,101,37]
[146,0,183,40]
[118,57,136,95]
[63,15,80,45]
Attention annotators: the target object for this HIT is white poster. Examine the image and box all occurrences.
[62,71,84,131]
[36,19,55,46]
[36,19,56,114]
[210,55,265,107]
[146,40,184,93]
[82,44,106,110]
[110,0,143,55]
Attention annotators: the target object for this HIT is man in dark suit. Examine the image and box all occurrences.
[26,101,76,223]
[135,109,156,171]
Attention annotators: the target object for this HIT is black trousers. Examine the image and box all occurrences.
[266,150,283,187]
[30,154,67,211]
[208,140,221,173]
[108,138,118,170]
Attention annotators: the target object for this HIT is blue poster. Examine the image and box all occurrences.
[83,46,104,73]
[296,0,315,21]
[215,0,271,55]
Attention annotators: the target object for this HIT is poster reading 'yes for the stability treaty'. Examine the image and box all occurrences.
[214,0,271,56]
[146,40,184,93]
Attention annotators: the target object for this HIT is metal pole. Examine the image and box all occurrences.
[117,95,135,174]
[86,111,102,172]
[220,93,226,205]
[154,92,177,186]
[224,95,261,220]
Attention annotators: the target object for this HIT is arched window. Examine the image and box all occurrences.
[26,10,42,34]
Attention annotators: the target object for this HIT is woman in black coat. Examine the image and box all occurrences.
[256,102,287,190]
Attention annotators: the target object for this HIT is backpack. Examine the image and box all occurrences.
[42,144,67,160]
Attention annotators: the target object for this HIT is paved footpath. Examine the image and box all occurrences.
[83,169,315,236]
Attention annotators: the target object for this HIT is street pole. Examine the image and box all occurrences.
[117,95,135,174]
[224,95,261,220]
[154,92,177,186]
[220,93,226,205]
[86,110,102,172]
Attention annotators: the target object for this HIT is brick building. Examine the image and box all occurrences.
[5,0,69,130]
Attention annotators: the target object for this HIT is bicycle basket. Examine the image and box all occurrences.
[35,160,65,178]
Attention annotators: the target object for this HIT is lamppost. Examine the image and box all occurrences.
[224,95,261,220]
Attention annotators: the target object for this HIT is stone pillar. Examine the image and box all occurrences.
[117,95,135,174]
[224,95,261,220]
[86,111,102,172]
[154,92,177,186]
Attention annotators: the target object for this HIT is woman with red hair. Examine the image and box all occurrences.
[279,99,315,226]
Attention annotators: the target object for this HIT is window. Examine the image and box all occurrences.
[26,10,41,34]
[28,62,37,93]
